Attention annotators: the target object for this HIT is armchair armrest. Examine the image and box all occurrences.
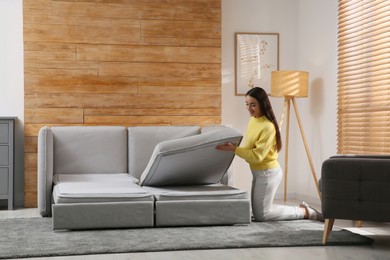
[37,126,54,217]
[330,154,390,160]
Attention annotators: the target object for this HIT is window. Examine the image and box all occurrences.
[337,0,390,154]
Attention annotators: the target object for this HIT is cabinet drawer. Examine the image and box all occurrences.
[0,168,8,196]
[0,146,9,166]
[0,123,9,144]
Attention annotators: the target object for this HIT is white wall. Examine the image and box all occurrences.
[0,0,24,207]
[291,0,338,201]
[222,0,338,204]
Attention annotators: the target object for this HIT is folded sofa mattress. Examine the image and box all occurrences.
[139,127,243,186]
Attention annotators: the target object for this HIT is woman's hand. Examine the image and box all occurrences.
[215,142,236,152]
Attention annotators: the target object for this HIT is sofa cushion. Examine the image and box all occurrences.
[53,174,153,203]
[51,126,127,175]
[139,127,242,186]
[128,126,201,180]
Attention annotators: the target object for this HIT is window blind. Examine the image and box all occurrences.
[337,0,390,154]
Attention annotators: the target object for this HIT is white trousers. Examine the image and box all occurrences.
[251,167,304,221]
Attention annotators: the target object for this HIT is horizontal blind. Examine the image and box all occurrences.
[337,0,390,154]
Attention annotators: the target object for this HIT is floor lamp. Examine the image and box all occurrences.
[270,70,321,202]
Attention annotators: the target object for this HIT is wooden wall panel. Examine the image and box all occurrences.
[25,75,139,94]
[98,62,220,78]
[76,45,220,63]
[25,108,84,124]
[24,0,222,207]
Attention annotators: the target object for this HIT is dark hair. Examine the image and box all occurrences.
[246,87,282,152]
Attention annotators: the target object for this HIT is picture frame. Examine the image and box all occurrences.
[235,32,280,96]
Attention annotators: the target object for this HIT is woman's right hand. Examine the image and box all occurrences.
[215,142,236,152]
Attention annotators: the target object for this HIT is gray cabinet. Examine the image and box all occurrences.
[0,117,16,210]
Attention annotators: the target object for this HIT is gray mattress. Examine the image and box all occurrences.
[142,184,249,201]
[53,174,154,204]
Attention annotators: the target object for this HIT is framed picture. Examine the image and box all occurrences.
[235,32,280,96]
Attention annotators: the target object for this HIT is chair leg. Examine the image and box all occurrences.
[322,219,335,245]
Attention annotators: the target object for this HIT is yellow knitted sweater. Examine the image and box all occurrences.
[235,116,280,170]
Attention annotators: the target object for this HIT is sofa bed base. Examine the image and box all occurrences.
[52,201,154,230]
[155,199,251,226]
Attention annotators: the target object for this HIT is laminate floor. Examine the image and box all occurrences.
[1,200,389,260]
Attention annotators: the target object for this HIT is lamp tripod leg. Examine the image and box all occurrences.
[279,98,289,130]
[291,98,321,199]
[283,98,291,202]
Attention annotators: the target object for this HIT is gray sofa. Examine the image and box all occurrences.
[38,125,251,230]
[321,155,390,244]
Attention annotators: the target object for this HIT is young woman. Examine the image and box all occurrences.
[216,87,323,222]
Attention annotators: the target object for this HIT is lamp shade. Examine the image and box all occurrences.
[270,70,309,97]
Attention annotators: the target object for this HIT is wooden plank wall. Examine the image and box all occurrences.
[23,0,221,207]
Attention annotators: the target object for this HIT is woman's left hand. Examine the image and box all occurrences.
[215,142,236,152]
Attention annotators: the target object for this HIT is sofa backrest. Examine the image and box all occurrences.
[51,126,128,174]
[139,126,243,186]
[128,126,201,180]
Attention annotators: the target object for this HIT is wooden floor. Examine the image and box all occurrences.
[1,200,389,260]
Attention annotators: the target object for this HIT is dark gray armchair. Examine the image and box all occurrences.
[321,155,390,244]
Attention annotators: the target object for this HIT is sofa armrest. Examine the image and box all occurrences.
[38,126,54,217]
